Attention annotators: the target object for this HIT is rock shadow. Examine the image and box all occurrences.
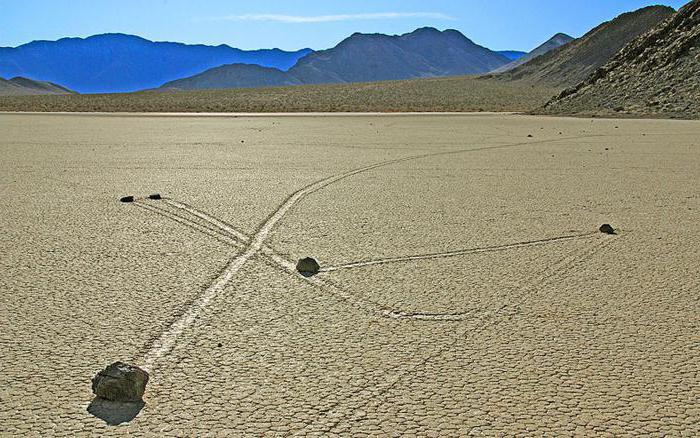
[87,397,145,425]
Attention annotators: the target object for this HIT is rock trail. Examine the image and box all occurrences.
[138,133,612,371]
[320,232,599,273]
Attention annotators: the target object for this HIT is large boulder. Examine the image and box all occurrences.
[92,362,149,402]
[296,257,321,276]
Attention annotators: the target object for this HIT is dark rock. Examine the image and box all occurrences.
[92,362,149,402]
[120,196,134,203]
[527,134,533,138]
[599,224,616,235]
[296,257,321,276]
[148,194,162,200]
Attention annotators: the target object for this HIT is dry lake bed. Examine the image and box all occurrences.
[1,113,698,436]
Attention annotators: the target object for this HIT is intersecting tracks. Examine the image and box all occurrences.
[135,133,612,372]
[136,199,599,319]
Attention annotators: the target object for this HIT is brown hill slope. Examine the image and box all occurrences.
[542,0,700,119]
[161,64,303,90]
[0,76,75,96]
[496,5,675,86]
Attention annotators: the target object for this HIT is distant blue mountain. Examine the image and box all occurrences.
[497,50,527,60]
[0,34,313,93]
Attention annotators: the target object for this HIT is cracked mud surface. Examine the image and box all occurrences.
[1,113,698,435]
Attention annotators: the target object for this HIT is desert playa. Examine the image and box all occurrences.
[0,113,698,435]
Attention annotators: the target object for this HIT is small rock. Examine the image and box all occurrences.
[527,134,533,138]
[217,343,222,348]
[599,224,616,235]
[296,257,320,276]
[148,194,162,200]
[92,362,149,402]
[120,196,134,203]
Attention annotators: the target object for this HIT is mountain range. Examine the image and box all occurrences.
[0,34,312,93]
[0,4,683,99]
[162,28,513,90]
[1,3,697,118]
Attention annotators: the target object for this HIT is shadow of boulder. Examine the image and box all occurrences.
[87,397,145,425]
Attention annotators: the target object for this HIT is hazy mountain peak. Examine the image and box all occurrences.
[290,26,509,84]
[86,33,149,41]
[407,26,442,34]
[488,32,574,74]
[550,33,575,43]
[552,32,574,39]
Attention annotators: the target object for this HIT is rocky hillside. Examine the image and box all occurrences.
[543,0,700,118]
[0,76,74,96]
[491,33,574,73]
[158,28,511,91]
[497,6,675,86]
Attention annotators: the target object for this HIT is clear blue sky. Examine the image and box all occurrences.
[0,0,688,51]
